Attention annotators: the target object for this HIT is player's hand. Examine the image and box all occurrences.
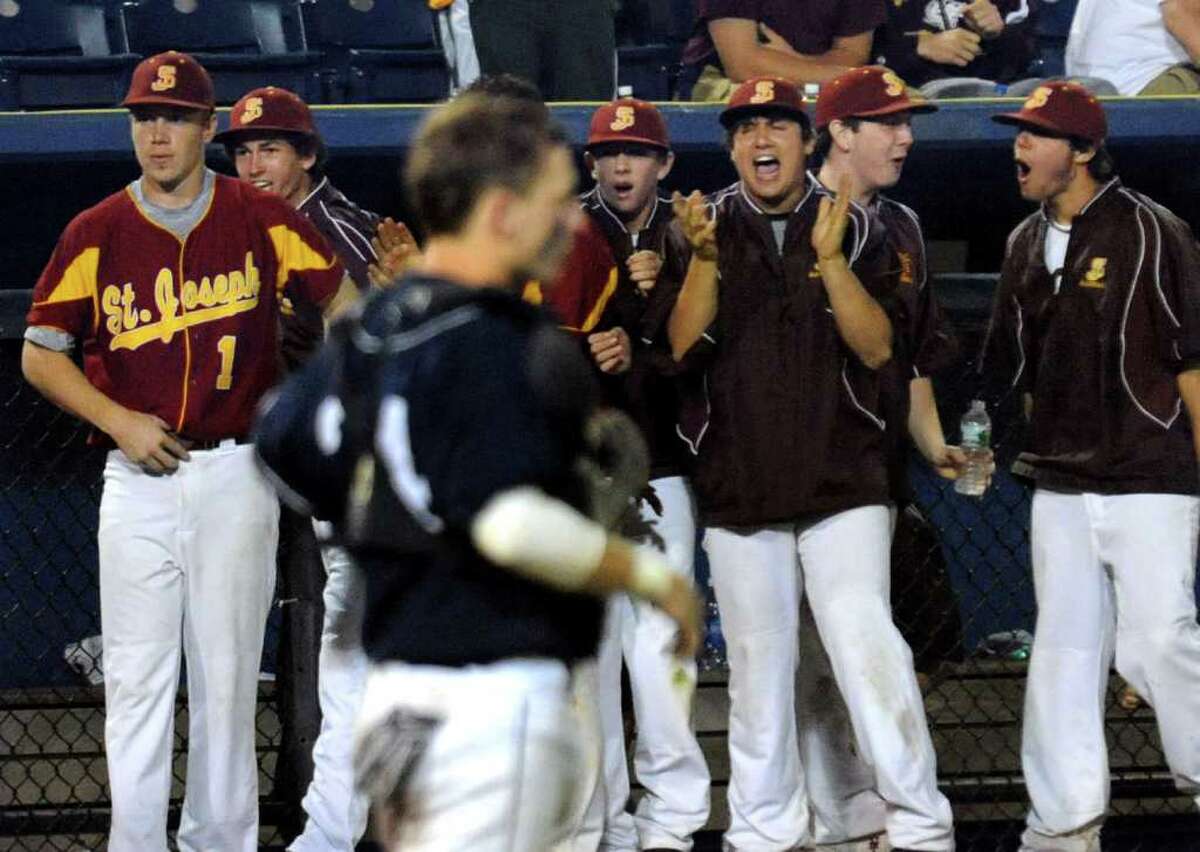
[658,574,704,658]
[916,28,983,66]
[928,444,996,489]
[812,174,852,263]
[588,327,632,374]
[962,0,1005,38]
[368,217,421,289]
[110,410,191,475]
[671,191,718,262]
[627,250,663,296]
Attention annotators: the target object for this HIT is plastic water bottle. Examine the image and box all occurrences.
[699,593,727,672]
[955,399,991,497]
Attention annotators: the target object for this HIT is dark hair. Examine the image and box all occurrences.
[460,73,546,108]
[1069,137,1116,181]
[722,109,813,149]
[812,117,863,163]
[406,94,566,237]
[221,130,328,179]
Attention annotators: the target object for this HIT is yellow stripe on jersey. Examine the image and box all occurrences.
[572,266,619,333]
[267,224,337,293]
[34,247,100,307]
[522,281,543,305]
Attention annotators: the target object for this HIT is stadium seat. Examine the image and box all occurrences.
[0,1,139,110]
[615,0,692,100]
[121,0,323,104]
[300,0,449,103]
[1030,0,1077,78]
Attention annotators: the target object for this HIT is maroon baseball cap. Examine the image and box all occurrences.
[123,51,214,111]
[214,86,319,144]
[587,98,670,150]
[815,66,937,130]
[719,77,809,130]
[992,82,1107,144]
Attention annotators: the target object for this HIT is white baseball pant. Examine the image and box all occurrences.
[575,476,711,850]
[288,542,370,852]
[99,443,278,852]
[358,658,581,852]
[1020,490,1200,852]
[797,598,888,849]
[705,504,954,852]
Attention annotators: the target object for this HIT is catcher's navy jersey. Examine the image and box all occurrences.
[255,275,604,666]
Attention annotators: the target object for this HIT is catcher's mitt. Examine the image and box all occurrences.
[574,408,650,530]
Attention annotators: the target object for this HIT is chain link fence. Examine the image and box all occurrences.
[2,278,1199,850]
[0,327,287,849]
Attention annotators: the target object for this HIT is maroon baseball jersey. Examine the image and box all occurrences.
[847,184,959,502]
[580,187,693,478]
[281,176,382,368]
[684,0,886,73]
[982,179,1200,494]
[27,174,344,443]
[530,215,621,334]
[671,177,902,526]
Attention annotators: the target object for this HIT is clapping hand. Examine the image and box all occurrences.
[671,190,717,262]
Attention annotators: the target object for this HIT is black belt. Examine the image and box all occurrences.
[184,436,249,450]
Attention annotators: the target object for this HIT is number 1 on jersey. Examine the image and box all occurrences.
[216,335,237,390]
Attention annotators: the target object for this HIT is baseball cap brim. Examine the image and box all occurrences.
[124,94,214,111]
[213,124,317,144]
[719,103,810,130]
[585,134,670,150]
[848,100,938,120]
[991,111,1073,138]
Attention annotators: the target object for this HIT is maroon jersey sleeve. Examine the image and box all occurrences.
[980,224,1035,397]
[1146,202,1200,371]
[649,218,718,375]
[836,0,885,37]
[253,192,345,311]
[537,217,620,333]
[696,0,760,23]
[882,203,958,377]
[26,209,104,339]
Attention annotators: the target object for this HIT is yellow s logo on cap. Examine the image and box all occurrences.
[750,80,776,104]
[241,97,264,124]
[1025,86,1052,110]
[150,64,177,92]
[882,70,906,98]
[609,105,635,132]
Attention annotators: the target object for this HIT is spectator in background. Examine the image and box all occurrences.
[431,0,480,92]
[468,0,614,99]
[874,0,1040,97]
[1067,0,1200,95]
[682,0,885,101]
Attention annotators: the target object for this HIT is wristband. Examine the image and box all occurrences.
[471,487,607,591]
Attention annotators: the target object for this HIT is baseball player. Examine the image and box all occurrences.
[982,82,1200,851]
[667,76,954,851]
[573,99,711,852]
[791,65,969,852]
[252,92,704,852]
[20,52,353,852]
[215,85,394,852]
